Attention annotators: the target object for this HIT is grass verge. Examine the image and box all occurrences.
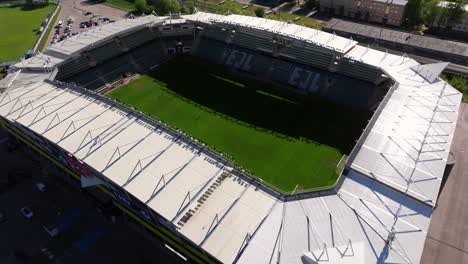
[38,5,60,52]
[0,4,54,61]
[102,0,135,12]
[441,72,468,100]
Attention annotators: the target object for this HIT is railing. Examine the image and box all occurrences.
[345,80,399,169]
[32,0,62,53]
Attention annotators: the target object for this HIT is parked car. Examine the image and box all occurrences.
[20,206,33,219]
[40,247,55,260]
[58,20,63,26]
[43,224,59,237]
[84,11,93,16]
[36,182,47,192]
[0,210,6,223]
[6,140,18,152]
[80,21,92,28]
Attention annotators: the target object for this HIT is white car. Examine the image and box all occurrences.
[58,20,63,26]
[40,248,55,260]
[20,206,33,219]
[43,224,59,237]
[36,182,47,192]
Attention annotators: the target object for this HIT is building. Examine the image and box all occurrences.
[324,18,468,67]
[0,12,463,264]
[320,0,408,26]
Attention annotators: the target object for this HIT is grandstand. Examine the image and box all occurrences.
[0,11,463,264]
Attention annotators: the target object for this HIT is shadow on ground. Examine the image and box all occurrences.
[146,56,373,154]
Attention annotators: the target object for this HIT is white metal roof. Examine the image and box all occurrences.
[345,46,462,205]
[13,50,69,69]
[48,16,161,56]
[185,12,357,53]
[238,171,432,264]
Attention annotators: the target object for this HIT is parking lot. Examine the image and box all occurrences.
[45,0,128,49]
[0,128,184,264]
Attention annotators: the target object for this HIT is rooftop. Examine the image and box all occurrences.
[186,12,357,54]
[325,19,468,59]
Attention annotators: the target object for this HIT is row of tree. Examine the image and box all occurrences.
[135,0,182,15]
[406,0,468,30]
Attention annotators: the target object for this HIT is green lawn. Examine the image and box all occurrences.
[38,5,60,52]
[0,4,54,61]
[441,72,468,100]
[109,57,369,192]
[102,0,135,12]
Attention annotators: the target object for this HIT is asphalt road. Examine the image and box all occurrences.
[420,102,468,264]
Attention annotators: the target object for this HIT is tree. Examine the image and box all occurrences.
[305,0,317,10]
[148,0,180,14]
[254,7,265,17]
[422,0,442,28]
[406,0,425,27]
[135,0,147,14]
[444,0,468,30]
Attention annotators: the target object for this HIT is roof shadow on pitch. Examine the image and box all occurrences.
[145,57,372,154]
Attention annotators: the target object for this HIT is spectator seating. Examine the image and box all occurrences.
[121,27,158,50]
[231,32,272,53]
[133,41,166,69]
[55,56,90,80]
[249,53,272,77]
[280,43,335,70]
[201,26,230,42]
[224,49,254,72]
[270,59,294,85]
[194,38,227,64]
[323,74,376,108]
[336,60,382,83]
[89,41,123,65]
[67,70,105,91]
[288,66,322,93]
[65,38,168,90]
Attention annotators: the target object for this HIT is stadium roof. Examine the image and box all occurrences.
[48,16,162,56]
[0,12,463,264]
[186,12,358,53]
[345,46,462,205]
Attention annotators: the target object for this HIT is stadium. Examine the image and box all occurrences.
[0,11,463,264]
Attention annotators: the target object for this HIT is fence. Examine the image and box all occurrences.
[32,0,61,53]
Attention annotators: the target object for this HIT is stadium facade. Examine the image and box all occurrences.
[0,12,463,264]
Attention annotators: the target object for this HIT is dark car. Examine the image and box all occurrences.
[0,210,6,223]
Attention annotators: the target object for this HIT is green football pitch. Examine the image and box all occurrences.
[0,4,54,61]
[109,57,371,192]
